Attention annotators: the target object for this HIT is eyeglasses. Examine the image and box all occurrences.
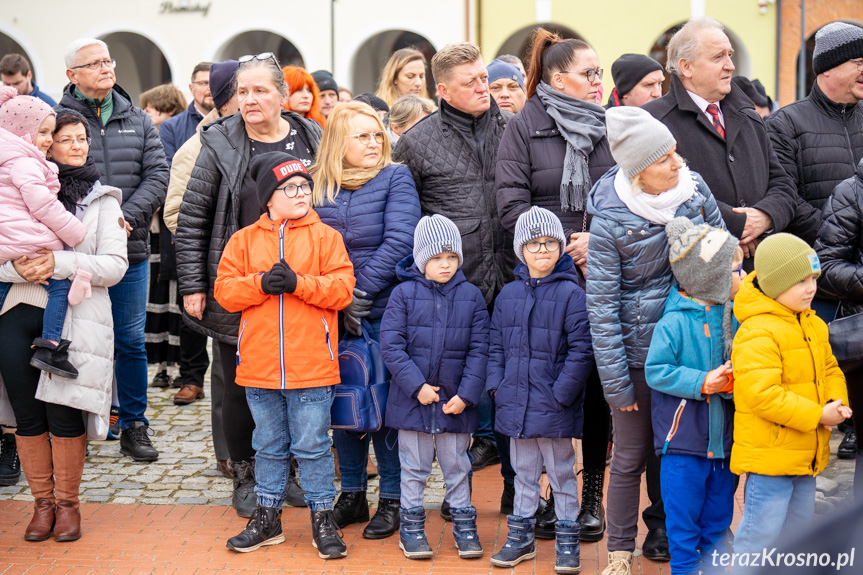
[525,239,561,253]
[733,263,745,277]
[852,59,863,71]
[347,131,385,146]
[53,136,91,147]
[191,81,210,87]
[560,68,604,83]
[276,181,313,198]
[71,59,116,71]
[239,52,279,67]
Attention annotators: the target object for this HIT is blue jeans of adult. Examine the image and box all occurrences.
[109,260,149,430]
[245,385,337,510]
[661,454,735,575]
[333,318,400,500]
[733,473,816,556]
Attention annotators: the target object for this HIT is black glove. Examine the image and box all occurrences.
[343,288,372,336]
[261,259,297,295]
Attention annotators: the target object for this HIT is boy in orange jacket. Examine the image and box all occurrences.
[214,152,355,559]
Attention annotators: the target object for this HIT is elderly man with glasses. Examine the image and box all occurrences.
[58,38,169,463]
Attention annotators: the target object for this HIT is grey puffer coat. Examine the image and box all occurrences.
[586,166,723,409]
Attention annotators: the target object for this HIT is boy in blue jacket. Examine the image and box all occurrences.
[488,207,594,574]
[380,214,490,561]
[645,217,742,575]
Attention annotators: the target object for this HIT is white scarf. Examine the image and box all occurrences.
[613,165,696,225]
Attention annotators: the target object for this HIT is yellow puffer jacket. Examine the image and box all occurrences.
[730,273,847,476]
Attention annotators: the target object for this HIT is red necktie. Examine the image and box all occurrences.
[706,104,725,139]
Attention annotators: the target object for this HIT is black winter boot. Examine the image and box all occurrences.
[30,338,78,379]
[535,485,556,539]
[0,433,21,486]
[231,459,256,518]
[311,509,347,559]
[226,506,284,552]
[332,490,369,528]
[577,468,606,542]
[363,497,399,539]
[284,455,307,507]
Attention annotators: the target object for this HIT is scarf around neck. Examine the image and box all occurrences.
[536,81,607,212]
[56,157,100,213]
[340,163,385,191]
[613,165,696,225]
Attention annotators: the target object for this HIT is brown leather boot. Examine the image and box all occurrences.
[52,434,86,542]
[16,433,55,542]
[173,384,205,405]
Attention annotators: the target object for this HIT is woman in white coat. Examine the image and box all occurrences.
[0,108,128,543]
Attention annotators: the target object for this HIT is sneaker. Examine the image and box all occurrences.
[838,431,857,460]
[119,422,159,462]
[0,433,21,486]
[226,506,285,552]
[150,370,171,388]
[601,550,633,575]
[310,509,348,559]
[470,437,500,471]
[106,406,120,440]
[30,338,78,379]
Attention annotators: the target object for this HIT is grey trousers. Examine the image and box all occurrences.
[210,342,228,461]
[511,437,580,521]
[606,367,653,552]
[398,430,471,509]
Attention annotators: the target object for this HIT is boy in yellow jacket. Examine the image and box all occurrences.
[731,234,851,557]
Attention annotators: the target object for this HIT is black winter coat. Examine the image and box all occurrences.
[643,76,796,240]
[58,84,169,265]
[815,157,863,316]
[496,93,615,238]
[174,110,322,343]
[393,99,514,305]
[767,83,863,245]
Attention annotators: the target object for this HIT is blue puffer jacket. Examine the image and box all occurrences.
[317,164,420,320]
[586,166,724,409]
[488,255,594,439]
[381,256,489,434]
[645,288,735,459]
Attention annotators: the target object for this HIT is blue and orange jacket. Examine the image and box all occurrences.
[214,209,355,390]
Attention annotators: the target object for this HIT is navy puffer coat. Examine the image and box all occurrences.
[316,164,420,320]
[586,166,724,409]
[381,256,489,434]
[487,255,593,439]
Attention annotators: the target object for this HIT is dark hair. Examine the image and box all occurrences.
[53,107,90,139]
[525,28,591,99]
[0,53,31,77]
[191,61,213,82]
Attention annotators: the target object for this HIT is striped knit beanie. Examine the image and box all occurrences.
[0,86,55,145]
[514,206,566,264]
[813,22,863,75]
[413,214,463,273]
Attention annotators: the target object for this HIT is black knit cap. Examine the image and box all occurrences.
[611,54,664,97]
[249,151,313,210]
[311,70,338,94]
[813,22,863,75]
[354,92,389,114]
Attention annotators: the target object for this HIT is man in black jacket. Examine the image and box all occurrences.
[767,22,863,247]
[59,38,169,462]
[643,18,796,265]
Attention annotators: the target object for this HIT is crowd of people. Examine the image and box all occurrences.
[0,15,861,575]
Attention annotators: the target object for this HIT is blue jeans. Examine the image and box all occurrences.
[245,385,337,510]
[0,278,70,342]
[108,260,149,430]
[661,454,735,575]
[733,473,815,556]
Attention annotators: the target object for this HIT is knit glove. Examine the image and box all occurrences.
[344,288,372,336]
[68,268,92,306]
[261,259,297,295]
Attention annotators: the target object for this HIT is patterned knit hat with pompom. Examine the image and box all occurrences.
[0,86,56,145]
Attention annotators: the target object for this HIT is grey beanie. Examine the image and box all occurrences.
[514,206,567,265]
[487,59,525,92]
[813,22,863,75]
[606,106,677,180]
[413,215,463,274]
[666,217,738,304]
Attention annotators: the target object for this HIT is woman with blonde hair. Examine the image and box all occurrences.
[375,48,429,108]
[387,94,435,147]
[313,101,420,540]
[282,65,326,128]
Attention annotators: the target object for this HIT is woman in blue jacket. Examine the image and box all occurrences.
[586,107,724,574]
[313,101,420,540]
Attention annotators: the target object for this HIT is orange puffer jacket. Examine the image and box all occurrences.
[214,209,355,390]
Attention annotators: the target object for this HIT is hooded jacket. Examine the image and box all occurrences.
[730,273,847,476]
[0,128,87,262]
[488,255,593,439]
[645,288,735,460]
[586,166,724,409]
[214,209,354,390]
[58,83,169,265]
[381,256,489,434]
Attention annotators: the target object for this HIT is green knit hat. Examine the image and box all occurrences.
[754,233,821,299]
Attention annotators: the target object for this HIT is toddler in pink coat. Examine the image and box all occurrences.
[0,87,88,379]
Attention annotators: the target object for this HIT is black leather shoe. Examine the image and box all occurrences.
[119,422,159,462]
[332,491,369,528]
[838,431,857,460]
[363,497,399,539]
[284,456,307,507]
[470,438,500,471]
[150,370,171,388]
[535,488,556,540]
[311,509,348,559]
[642,527,671,562]
[226,506,284,552]
[500,481,515,515]
[577,468,605,542]
[440,499,452,521]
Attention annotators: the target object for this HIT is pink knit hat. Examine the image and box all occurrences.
[0,86,55,145]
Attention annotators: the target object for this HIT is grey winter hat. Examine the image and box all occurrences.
[666,217,738,304]
[606,106,677,180]
[813,22,863,75]
[413,215,463,274]
[514,206,567,265]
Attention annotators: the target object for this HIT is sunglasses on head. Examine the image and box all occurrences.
[238,52,279,67]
